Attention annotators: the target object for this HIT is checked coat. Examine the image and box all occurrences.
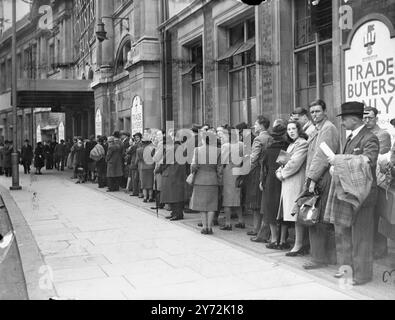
[333,125,379,283]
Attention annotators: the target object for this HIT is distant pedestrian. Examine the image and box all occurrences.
[0,142,4,176]
[34,142,45,175]
[21,139,34,174]
[72,138,87,184]
[92,136,107,188]
[54,140,67,171]
[85,135,97,181]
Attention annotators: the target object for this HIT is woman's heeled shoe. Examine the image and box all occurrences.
[285,247,306,257]
[277,242,291,250]
[234,223,245,229]
[220,225,232,231]
[266,242,279,250]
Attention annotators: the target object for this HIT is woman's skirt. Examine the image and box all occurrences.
[243,165,262,211]
[190,185,218,212]
[140,168,154,189]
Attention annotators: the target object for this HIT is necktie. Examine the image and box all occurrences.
[343,133,353,153]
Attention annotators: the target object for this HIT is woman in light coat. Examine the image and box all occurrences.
[272,120,308,251]
[190,131,222,235]
[220,127,244,230]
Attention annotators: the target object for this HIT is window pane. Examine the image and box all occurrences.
[308,48,316,86]
[294,0,314,47]
[192,44,203,81]
[230,22,244,46]
[247,19,255,39]
[192,83,202,124]
[320,43,332,84]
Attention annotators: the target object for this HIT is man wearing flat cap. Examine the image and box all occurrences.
[326,101,379,285]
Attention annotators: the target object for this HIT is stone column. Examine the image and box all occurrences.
[100,0,114,69]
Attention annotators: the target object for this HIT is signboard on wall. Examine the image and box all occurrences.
[36,125,42,143]
[58,122,65,142]
[131,95,143,136]
[344,18,395,133]
[95,109,102,137]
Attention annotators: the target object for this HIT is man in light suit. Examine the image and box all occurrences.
[302,99,339,269]
[329,101,379,285]
[363,106,392,259]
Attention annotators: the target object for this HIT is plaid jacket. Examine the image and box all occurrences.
[324,155,373,227]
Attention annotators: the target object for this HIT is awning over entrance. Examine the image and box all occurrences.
[16,79,94,111]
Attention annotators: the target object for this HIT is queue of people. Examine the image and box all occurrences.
[0,99,394,287]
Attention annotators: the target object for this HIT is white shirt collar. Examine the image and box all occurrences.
[349,124,365,141]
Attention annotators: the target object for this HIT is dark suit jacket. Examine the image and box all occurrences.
[343,125,379,208]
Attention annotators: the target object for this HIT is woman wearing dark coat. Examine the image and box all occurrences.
[158,136,187,221]
[128,133,142,197]
[34,142,45,174]
[72,138,87,184]
[106,136,123,192]
[254,122,289,243]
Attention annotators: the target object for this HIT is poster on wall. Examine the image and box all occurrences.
[36,125,42,143]
[131,95,143,136]
[95,109,102,137]
[344,18,395,137]
[58,122,65,142]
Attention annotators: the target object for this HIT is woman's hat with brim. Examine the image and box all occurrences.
[270,123,287,138]
[336,101,367,117]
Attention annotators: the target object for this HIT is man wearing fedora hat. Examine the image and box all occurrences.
[327,101,379,285]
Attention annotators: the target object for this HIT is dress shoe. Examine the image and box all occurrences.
[148,199,155,203]
[277,242,291,250]
[234,223,246,229]
[220,225,232,231]
[165,215,174,220]
[143,199,148,203]
[170,216,183,221]
[285,247,306,257]
[302,262,327,270]
[266,242,279,250]
[250,237,268,243]
[197,222,203,227]
[247,231,257,236]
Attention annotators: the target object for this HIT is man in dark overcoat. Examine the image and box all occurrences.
[21,139,34,174]
[106,136,123,192]
[328,101,379,286]
[158,134,187,221]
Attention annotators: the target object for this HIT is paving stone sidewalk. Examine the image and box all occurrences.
[0,170,371,300]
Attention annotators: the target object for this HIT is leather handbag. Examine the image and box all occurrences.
[297,195,320,226]
[186,172,195,186]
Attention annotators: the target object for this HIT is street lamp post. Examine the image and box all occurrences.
[10,0,21,191]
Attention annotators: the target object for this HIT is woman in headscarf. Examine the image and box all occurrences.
[135,131,155,202]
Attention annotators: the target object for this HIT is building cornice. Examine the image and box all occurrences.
[158,0,212,31]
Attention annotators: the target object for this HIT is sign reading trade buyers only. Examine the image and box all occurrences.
[345,18,395,131]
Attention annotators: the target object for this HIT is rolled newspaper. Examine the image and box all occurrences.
[320,142,335,158]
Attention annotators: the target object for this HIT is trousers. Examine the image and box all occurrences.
[309,222,337,265]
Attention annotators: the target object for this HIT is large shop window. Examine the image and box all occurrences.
[294,0,333,109]
[219,18,256,125]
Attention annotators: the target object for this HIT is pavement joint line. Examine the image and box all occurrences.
[1,172,382,300]
[79,182,372,300]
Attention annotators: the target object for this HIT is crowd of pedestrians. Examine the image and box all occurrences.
[0,99,394,286]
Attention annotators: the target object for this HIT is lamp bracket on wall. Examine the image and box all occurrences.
[96,16,130,42]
